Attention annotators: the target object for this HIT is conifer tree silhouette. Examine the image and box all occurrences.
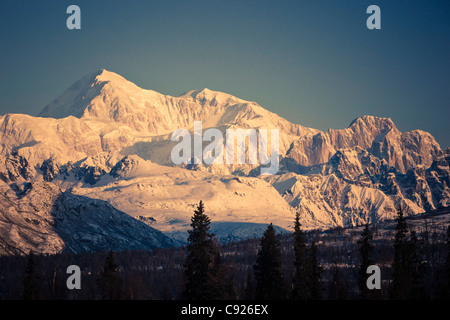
[292,212,309,300]
[98,250,122,300]
[183,201,224,299]
[357,224,380,299]
[254,223,286,299]
[23,251,40,300]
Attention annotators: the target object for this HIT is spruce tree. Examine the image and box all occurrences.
[254,223,286,299]
[308,241,323,300]
[443,225,450,299]
[292,212,309,300]
[357,224,379,299]
[183,201,223,300]
[23,251,40,300]
[211,251,236,299]
[409,230,427,299]
[98,250,122,300]
[242,270,255,300]
[390,207,413,299]
[328,262,347,300]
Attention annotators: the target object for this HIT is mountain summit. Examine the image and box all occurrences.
[39,69,160,123]
[6,69,446,174]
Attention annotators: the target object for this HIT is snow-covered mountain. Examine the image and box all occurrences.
[0,179,177,255]
[284,115,443,173]
[270,147,449,228]
[0,69,448,254]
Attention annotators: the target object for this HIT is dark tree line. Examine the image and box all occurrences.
[181,203,450,300]
[291,212,322,300]
[22,251,40,300]
[1,203,450,300]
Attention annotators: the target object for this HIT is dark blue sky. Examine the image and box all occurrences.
[0,0,449,148]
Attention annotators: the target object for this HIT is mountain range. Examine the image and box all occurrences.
[0,69,448,255]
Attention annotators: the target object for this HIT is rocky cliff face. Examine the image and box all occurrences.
[0,180,177,255]
[285,115,443,173]
[270,148,449,228]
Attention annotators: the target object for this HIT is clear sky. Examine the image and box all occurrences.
[0,0,449,148]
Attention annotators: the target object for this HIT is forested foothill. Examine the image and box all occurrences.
[1,205,449,300]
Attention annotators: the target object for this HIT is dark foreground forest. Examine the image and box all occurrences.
[1,205,450,300]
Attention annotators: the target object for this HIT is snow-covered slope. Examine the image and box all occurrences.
[269,147,449,228]
[53,154,297,238]
[38,69,316,156]
[0,180,177,255]
[0,69,448,254]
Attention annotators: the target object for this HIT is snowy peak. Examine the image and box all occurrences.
[179,88,246,106]
[39,69,124,119]
[36,70,316,143]
[348,115,396,131]
[78,69,126,84]
[15,71,447,174]
[93,69,129,83]
[328,115,397,150]
[285,114,442,173]
[39,71,244,122]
